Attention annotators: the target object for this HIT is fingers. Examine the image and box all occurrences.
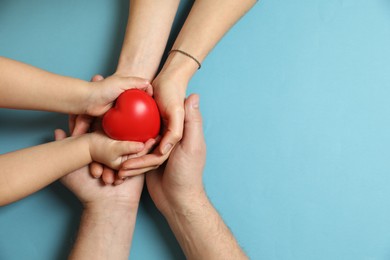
[102,167,115,185]
[118,166,158,178]
[89,162,103,179]
[120,77,151,91]
[126,138,158,159]
[120,152,169,172]
[145,84,154,96]
[90,138,157,183]
[159,106,185,155]
[114,141,145,156]
[72,115,94,136]
[181,94,204,148]
[54,129,67,141]
[92,74,104,82]
[69,115,76,134]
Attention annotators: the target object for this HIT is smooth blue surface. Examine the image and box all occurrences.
[1,0,390,259]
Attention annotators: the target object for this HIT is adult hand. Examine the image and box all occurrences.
[55,124,145,260]
[55,128,145,209]
[145,94,206,215]
[117,72,188,179]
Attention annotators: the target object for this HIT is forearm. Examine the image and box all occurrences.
[116,0,180,80]
[0,56,89,114]
[164,193,248,260]
[0,135,91,206]
[69,203,138,260]
[160,0,257,82]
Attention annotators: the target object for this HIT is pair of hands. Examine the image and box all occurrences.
[57,74,203,216]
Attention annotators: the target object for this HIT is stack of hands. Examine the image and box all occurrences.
[55,75,247,260]
[0,0,257,258]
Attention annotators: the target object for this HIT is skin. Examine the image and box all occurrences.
[55,121,144,260]
[148,94,248,259]
[53,75,154,259]
[0,56,151,115]
[88,0,257,182]
[0,59,151,206]
[89,0,180,184]
[118,0,258,178]
[60,94,247,259]
[0,130,146,206]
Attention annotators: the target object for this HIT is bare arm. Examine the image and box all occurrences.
[165,193,247,260]
[0,132,144,206]
[0,56,149,115]
[0,57,89,113]
[165,0,258,79]
[116,0,180,80]
[68,203,138,260]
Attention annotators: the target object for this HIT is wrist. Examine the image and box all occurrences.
[116,56,157,82]
[163,190,209,220]
[84,199,139,216]
[76,81,93,115]
[159,51,199,84]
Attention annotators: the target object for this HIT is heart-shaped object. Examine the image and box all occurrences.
[102,89,160,142]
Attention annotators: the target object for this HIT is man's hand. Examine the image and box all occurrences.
[144,94,247,260]
[55,113,145,260]
[145,94,206,214]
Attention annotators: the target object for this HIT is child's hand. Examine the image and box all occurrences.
[84,74,152,117]
[86,131,146,170]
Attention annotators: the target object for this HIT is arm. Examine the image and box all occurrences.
[68,204,137,260]
[165,193,247,260]
[0,131,145,206]
[0,56,88,113]
[115,0,180,80]
[165,0,257,78]
[89,0,180,183]
[156,0,258,150]
[119,0,257,176]
[0,56,149,115]
[55,105,146,260]
[145,95,247,259]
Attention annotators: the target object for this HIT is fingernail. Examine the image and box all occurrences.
[162,143,173,154]
[192,100,199,109]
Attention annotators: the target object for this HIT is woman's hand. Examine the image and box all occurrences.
[117,71,188,178]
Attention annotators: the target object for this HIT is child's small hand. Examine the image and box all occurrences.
[84,74,152,117]
[87,131,146,170]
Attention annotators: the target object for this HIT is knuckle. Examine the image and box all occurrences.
[170,131,183,142]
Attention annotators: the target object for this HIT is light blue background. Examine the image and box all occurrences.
[1,0,390,259]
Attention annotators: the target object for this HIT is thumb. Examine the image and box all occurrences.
[181,94,204,147]
[113,141,145,156]
[121,77,151,92]
[54,129,67,141]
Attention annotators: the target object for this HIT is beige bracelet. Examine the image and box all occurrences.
[168,49,202,70]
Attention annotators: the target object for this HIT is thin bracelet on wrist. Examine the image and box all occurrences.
[168,49,202,70]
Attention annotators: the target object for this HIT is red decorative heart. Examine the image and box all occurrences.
[102,89,160,142]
